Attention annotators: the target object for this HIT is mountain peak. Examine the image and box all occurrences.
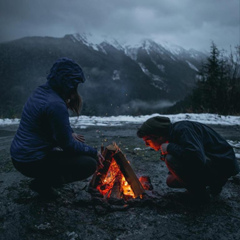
[64,32,206,60]
[0,33,206,117]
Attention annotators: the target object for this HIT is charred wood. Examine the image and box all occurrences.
[113,151,145,198]
[89,144,117,188]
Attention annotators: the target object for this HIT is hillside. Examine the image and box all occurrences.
[0,34,206,117]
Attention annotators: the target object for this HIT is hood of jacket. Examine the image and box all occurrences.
[47,57,86,99]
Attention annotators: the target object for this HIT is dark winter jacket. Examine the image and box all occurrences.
[10,58,97,162]
[167,121,239,177]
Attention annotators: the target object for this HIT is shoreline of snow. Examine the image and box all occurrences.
[1,113,239,128]
[1,113,240,158]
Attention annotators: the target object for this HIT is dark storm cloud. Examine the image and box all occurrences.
[0,0,239,51]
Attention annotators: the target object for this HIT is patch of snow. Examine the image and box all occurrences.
[236,153,240,159]
[151,82,163,90]
[157,64,165,72]
[228,140,240,149]
[138,63,166,89]
[97,45,107,54]
[152,75,163,82]
[134,148,142,151]
[186,60,199,71]
[35,223,51,230]
[112,70,120,81]
[227,140,240,157]
[124,47,138,61]
[71,33,100,51]
[105,39,124,51]
[160,41,185,55]
[0,118,20,125]
[138,63,149,75]
[71,33,118,52]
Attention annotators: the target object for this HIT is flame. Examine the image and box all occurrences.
[96,159,119,197]
[94,143,149,200]
[121,176,135,198]
[97,159,136,199]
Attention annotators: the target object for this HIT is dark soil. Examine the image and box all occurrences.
[0,123,240,240]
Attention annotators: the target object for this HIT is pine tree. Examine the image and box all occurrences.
[226,46,240,114]
[191,42,231,114]
[169,43,240,115]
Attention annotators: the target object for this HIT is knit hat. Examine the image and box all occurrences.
[47,57,86,98]
[137,116,171,138]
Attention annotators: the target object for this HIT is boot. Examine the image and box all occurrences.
[29,179,60,199]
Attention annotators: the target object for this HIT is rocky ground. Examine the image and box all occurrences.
[0,123,240,240]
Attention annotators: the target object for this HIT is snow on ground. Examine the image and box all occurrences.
[0,113,240,127]
[0,118,20,126]
[1,113,240,157]
[70,113,240,127]
[228,140,240,159]
[75,113,240,127]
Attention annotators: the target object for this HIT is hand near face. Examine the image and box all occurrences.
[143,136,168,152]
[160,143,169,155]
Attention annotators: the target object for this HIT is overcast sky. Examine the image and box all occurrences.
[0,0,239,51]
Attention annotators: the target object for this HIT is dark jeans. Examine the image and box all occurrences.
[12,151,97,187]
[165,154,229,193]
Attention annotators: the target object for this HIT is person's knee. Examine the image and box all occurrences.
[165,154,177,166]
[78,156,97,176]
[64,156,97,182]
[166,173,175,187]
[166,173,185,188]
[87,157,98,175]
[166,174,173,187]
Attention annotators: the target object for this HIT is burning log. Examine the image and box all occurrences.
[113,151,145,198]
[89,143,147,202]
[89,144,118,189]
[109,173,123,199]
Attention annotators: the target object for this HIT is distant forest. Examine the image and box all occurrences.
[169,43,240,115]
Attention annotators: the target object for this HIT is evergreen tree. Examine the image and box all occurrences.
[172,43,240,115]
[190,42,239,114]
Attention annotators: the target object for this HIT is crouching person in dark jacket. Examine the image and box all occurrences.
[10,57,104,199]
[137,116,239,202]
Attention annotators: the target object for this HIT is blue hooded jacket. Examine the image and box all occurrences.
[10,58,97,162]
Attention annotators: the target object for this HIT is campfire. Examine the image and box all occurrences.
[89,144,152,201]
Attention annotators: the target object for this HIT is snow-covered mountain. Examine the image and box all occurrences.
[0,33,207,117]
[70,33,204,59]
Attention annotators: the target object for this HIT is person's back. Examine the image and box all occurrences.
[10,58,103,198]
[137,116,239,202]
[11,83,62,162]
[168,120,239,177]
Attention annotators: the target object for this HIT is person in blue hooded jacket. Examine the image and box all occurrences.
[10,57,104,198]
[137,116,239,202]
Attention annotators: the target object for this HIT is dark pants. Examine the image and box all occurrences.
[12,151,97,187]
[165,154,229,194]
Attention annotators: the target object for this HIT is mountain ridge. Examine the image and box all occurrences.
[0,33,207,117]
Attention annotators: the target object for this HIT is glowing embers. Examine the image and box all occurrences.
[97,159,121,198]
[89,144,146,200]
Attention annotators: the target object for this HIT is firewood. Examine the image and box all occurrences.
[89,144,117,188]
[113,151,145,198]
[109,173,123,199]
